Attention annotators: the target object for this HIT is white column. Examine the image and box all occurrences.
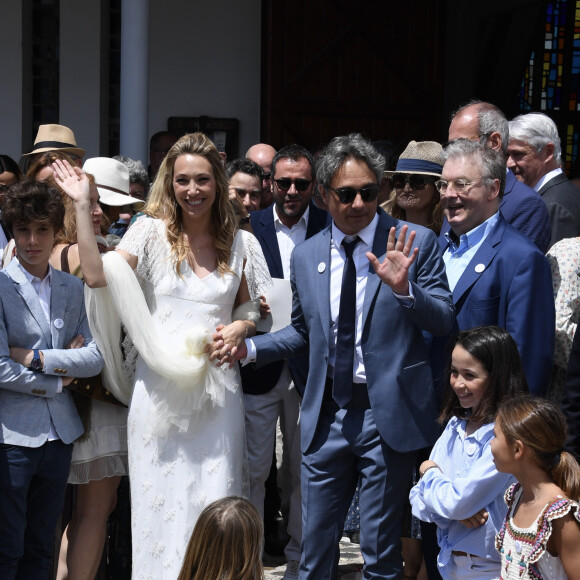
[120,0,149,166]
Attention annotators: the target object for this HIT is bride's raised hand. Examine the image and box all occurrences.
[52,159,90,203]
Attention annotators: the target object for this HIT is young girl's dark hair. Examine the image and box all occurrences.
[497,396,580,500]
[439,326,529,424]
[177,496,264,580]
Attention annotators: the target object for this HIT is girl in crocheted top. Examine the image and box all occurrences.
[492,397,580,579]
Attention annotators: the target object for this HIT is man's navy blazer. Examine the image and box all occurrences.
[241,203,330,396]
[439,215,555,395]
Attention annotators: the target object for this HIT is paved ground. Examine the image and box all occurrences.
[263,538,363,579]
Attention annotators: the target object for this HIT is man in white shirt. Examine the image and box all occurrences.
[242,144,329,579]
[234,134,454,579]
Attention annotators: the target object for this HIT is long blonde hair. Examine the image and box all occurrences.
[144,132,237,276]
[177,497,264,580]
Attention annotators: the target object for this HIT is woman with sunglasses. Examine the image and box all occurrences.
[384,140,446,579]
[385,140,444,235]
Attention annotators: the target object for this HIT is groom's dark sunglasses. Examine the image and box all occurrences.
[326,184,379,204]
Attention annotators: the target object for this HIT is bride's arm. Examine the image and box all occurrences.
[52,159,136,286]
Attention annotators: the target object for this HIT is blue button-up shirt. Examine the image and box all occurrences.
[443,212,499,291]
[409,417,514,577]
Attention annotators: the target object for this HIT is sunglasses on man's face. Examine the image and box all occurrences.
[326,184,379,204]
[392,174,437,191]
[274,178,312,192]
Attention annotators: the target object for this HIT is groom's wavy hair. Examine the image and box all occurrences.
[177,496,264,580]
[2,179,65,236]
[145,132,238,277]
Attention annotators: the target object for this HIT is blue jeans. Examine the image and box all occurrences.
[0,440,73,579]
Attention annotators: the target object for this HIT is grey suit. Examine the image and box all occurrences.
[0,259,103,577]
[0,260,103,446]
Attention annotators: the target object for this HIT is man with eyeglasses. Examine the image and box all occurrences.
[246,143,277,209]
[241,144,329,579]
[447,100,551,252]
[437,139,554,396]
[233,134,454,579]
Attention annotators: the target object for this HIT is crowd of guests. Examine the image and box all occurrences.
[1,97,580,580]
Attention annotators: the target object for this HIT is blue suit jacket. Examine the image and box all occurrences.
[440,171,551,253]
[439,215,554,395]
[253,209,455,453]
[241,203,330,396]
[0,261,103,446]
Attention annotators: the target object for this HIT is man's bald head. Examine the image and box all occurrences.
[246,143,277,208]
[448,101,508,155]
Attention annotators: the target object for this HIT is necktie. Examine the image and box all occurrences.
[333,237,359,407]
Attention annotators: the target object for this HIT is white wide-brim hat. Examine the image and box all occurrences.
[83,157,145,207]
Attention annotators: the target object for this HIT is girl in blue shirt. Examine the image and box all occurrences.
[410,326,529,579]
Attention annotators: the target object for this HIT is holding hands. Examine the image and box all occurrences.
[207,321,251,368]
[366,225,418,295]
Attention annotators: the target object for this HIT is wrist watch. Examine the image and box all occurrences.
[30,349,44,373]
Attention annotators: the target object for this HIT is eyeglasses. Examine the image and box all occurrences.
[435,178,485,194]
[392,174,437,191]
[274,178,313,192]
[326,184,379,204]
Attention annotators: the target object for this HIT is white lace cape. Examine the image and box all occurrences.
[84,224,271,430]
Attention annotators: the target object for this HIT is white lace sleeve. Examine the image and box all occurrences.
[238,229,272,300]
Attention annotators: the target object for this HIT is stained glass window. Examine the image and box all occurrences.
[519,0,580,170]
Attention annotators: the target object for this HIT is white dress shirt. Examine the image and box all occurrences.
[327,215,379,383]
[274,204,309,279]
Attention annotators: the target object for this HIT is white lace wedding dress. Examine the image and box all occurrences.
[116,217,270,579]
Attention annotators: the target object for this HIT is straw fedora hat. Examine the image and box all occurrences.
[385,141,444,177]
[23,124,85,158]
[83,157,144,207]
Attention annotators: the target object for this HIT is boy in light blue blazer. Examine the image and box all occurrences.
[0,180,103,578]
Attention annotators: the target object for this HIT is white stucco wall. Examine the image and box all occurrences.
[148,0,262,159]
[0,0,261,164]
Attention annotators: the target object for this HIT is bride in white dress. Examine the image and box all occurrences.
[53,134,271,579]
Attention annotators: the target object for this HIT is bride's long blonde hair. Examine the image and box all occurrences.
[144,133,237,276]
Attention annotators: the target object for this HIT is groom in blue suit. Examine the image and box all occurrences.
[234,134,455,579]
[0,181,103,577]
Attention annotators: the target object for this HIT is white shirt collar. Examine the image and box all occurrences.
[331,212,379,249]
[534,167,563,192]
[273,203,310,230]
[14,257,52,284]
